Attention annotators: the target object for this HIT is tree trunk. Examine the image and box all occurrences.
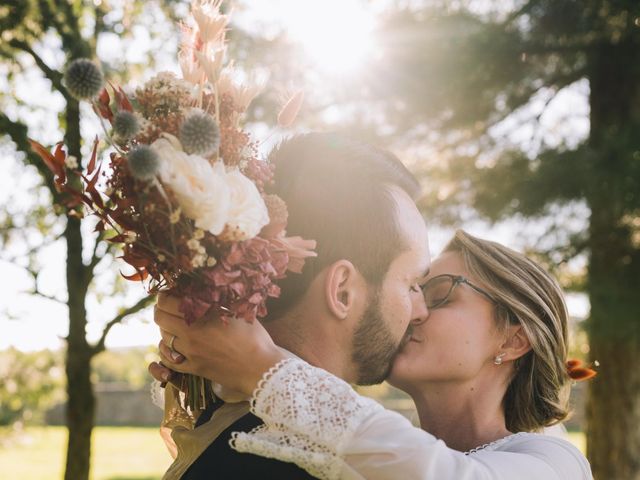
[585,39,640,480]
[63,316,94,480]
[586,199,640,480]
[62,99,94,480]
[586,337,640,480]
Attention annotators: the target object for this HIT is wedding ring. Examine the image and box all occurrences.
[168,334,177,351]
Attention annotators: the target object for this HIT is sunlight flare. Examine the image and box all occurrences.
[280,0,376,74]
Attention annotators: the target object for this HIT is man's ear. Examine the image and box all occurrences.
[500,325,532,362]
[324,260,360,320]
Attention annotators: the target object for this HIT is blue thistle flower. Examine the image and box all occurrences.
[179,110,220,156]
[127,145,160,181]
[113,111,140,139]
[64,58,104,100]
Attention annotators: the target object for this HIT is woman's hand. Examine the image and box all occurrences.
[148,293,286,396]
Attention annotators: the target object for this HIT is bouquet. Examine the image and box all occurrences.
[29,0,315,414]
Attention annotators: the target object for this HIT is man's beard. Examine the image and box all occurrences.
[351,291,414,386]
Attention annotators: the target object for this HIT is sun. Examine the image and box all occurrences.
[279,0,377,75]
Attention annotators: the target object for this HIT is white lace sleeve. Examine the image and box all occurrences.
[229,358,593,480]
[230,358,383,480]
[150,380,165,409]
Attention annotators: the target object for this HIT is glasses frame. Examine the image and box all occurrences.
[421,274,497,309]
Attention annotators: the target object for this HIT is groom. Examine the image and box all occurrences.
[150,132,431,479]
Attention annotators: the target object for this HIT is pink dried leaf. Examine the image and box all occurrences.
[277,90,304,128]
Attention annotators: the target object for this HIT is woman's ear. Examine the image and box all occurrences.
[324,260,359,320]
[500,325,532,362]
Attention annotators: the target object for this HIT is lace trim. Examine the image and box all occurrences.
[464,432,529,455]
[150,380,165,409]
[230,358,383,480]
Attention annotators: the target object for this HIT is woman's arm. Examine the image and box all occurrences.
[149,296,590,480]
[231,358,592,480]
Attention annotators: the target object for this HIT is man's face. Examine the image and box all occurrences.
[351,188,431,385]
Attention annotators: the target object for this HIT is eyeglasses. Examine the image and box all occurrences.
[421,274,497,309]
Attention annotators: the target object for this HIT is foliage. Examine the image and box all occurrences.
[0,348,64,426]
[91,347,160,389]
[0,346,159,428]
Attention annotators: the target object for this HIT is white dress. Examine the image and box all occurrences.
[230,358,593,480]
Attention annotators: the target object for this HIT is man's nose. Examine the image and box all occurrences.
[410,291,429,325]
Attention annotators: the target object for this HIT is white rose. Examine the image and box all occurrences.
[152,137,230,235]
[224,168,270,241]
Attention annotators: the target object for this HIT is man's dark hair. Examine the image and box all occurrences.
[265,132,421,319]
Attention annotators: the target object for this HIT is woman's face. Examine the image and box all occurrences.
[389,250,504,390]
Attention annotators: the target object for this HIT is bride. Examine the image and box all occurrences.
[151,230,593,479]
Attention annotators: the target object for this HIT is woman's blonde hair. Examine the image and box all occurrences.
[443,230,571,432]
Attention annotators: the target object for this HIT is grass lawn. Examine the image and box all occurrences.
[0,426,172,480]
[0,425,586,479]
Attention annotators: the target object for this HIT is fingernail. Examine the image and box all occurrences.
[161,371,170,382]
[171,351,183,362]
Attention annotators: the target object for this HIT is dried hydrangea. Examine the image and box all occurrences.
[135,72,195,118]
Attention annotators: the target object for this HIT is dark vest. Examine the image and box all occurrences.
[181,398,319,479]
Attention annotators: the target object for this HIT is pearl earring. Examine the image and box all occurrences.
[494,353,506,365]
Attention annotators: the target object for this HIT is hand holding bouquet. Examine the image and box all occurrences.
[30,0,315,415]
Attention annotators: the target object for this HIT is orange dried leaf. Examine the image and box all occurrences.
[96,87,113,121]
[566,359,582,369]
[87,136,99,175]
[53,142,66,164]
[117,86,133,112]
[568,367,597,381]
[29,138,66,184]
[122,252,151,268]
[120,268,149,282]
[99,87,110,105]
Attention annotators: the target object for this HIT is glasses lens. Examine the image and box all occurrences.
[422,276,455,308]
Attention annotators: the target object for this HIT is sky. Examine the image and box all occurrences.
[0,0,591,352]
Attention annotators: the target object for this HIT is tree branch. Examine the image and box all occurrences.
[93,3,107,45]
[0,112,63,203]
[91,294,157,355]
[53,0,82,40]
[7,38,70,100]
[468,67,588,142]
[30,289,67,305]
[0,232,65,265]
[83,230,111,287]
[0,254,67,305]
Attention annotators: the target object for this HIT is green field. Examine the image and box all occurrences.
[0,426,586,479]
[0,426,172,480]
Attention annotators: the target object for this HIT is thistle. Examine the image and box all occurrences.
[64,58,104,100]
[113,111,140,139]
[127,145,160,181]
[179,110,220,156]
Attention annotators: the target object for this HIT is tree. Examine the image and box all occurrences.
[0,1,182,478]
[310,1,638,478]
